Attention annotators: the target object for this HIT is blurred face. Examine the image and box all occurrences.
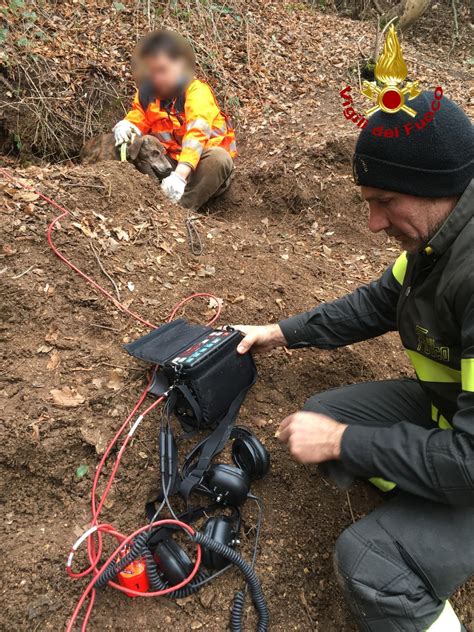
[143,52,189,98]
[361,186,458,253]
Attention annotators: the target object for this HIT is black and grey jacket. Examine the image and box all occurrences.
[279,180,474,506]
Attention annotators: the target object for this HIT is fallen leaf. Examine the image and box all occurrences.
[80,419,108,454]
[47,350,61,370]
[159,241,173,255]
[13,190,39,202]
[2,244,17,256]
[176,596,193,607]
[45,329,59,343]
[106,369,123,391]
[208,296,223,310]
[113,227,129,241]
[71,222,96,239]
[37,344,53,354]
[75,464,89,478]
[50,386,85,407]
[197,265,215,277]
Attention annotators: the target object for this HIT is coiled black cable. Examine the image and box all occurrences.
[192,532,269,632]
[230,590,246,631]
[94,533,148,588]
[93,531,269,631]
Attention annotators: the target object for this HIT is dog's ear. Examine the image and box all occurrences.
[127,135,144,162]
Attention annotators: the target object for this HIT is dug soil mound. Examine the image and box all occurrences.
[2,143,473,630]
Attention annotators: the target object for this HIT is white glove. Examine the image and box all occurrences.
[112,120,142,146]
[161,172,187,203]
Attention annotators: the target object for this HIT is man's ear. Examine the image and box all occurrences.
[127,135,144,162]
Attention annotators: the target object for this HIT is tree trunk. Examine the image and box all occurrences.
[385,0,432,29]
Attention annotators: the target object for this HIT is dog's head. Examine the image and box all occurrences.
[128,135,172,179]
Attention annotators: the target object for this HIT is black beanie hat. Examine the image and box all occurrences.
[353,91,474,197]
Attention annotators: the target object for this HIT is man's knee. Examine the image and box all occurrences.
[303,392,333,415]
[201,146,233,175]
[333,524,401,627]
[333,518,444,631]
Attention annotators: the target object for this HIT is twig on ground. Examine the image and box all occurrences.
[11,265,34,279]
[89,323,122,332]
[89,241,121,301]
[346,490,356,524]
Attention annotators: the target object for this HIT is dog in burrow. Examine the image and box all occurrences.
[80,133,172,180]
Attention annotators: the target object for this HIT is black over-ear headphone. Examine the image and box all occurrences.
[231,427,270,480]
[148,427,269,584]
[197,427,270,506]
[148,506,241,583]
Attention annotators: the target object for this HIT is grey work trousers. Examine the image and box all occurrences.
[304,379,474,632]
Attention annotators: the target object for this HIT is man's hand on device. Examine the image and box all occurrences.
[277,411,347,464]
[235,324,287,354]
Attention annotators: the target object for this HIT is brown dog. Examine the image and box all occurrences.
[80,133,172,179]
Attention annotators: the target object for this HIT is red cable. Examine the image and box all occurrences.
[66,520,201,632]
[0,167,222,328]
[0,169,225,628]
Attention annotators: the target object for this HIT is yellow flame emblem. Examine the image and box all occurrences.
[362,25,421,117]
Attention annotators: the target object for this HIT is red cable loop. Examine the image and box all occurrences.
[0,168,223,628]
[66,520,201,632]
[0,167,222,328]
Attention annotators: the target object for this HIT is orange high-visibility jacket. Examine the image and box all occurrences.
[124,78,237,170]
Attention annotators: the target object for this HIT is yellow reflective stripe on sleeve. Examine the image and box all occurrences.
[186,118,211,135]
[406,349,461,384]
[182,138,204,153]
[438,415,453,429]
[425,601,461,632]
[392,251,408,285]
[461,358,474,392]
[431,403,453,429]
[368,477,397,492]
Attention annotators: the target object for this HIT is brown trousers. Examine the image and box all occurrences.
[168,146,234,211]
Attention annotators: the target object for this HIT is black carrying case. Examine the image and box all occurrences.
[124,319,257,430]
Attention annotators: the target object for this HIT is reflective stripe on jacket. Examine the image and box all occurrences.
[124,78,237,169]
[279,179,474,506]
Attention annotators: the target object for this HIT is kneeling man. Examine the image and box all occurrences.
[238,92,474,632]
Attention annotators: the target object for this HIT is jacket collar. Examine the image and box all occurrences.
[425,179,474,256]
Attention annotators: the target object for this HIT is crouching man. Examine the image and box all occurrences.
[113,30,236,210]
[238,92,474,631]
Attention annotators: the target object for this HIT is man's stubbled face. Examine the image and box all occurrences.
[361,186,459,253]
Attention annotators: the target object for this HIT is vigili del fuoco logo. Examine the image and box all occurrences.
[339,26,443,136]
